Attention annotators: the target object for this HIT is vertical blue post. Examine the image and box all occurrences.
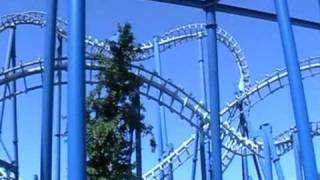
[260,124,272,180]
[273,0,318,179]
[239,104,249,180]
[197,35,207,180]
[191,131,199,180]
[293,134,303,180]
[265,126,284,180]
[10,27,19,180]
[41,0,57,179]
[205,3,221,180]
[134,89,142,179]
[252,156,263,180]
[55,36,63,180]
[34,175,39,180]
[153,36,164,163]
[68,0,86,179]
[6,27,19,179]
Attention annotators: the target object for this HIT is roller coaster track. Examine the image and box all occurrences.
[0,57,255,178]
[0,57,319,179]
[0,11,253,177]
[0,11,250,91]
[143,56,320,179]
[1,11,319,179]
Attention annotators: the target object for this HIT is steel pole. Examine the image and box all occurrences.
[260,124,273,180]
[10,28,19,180]
[239,103,249,180]
[153,36,166,179]
[40,1,57,179]
[293,134,303,180]
[153,36,164,161]
[134,89,142,179]
[205,4,221,180]
[55,36,63,180]
[68,0,86,179]
[198,35,207,180]
[273,1,318,179]
[265,126,284,180]
[191,131,199,180]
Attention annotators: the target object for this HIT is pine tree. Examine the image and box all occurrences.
[86,24,154,179]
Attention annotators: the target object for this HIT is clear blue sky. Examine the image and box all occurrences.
[0,0,319,179]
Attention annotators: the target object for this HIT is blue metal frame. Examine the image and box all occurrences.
[205,3,222,180]
[68,0,86,179]
[149,1,320,30]
[41,0,57,179]
[293,134,303,180]
[11,28,19,180]
[197,36,207,180]
[273,0,318,179]
[54,36,63,180]
[153,36,165,164]
[260,124,273,180]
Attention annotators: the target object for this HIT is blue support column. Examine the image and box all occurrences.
[34,175,39,180]
[239,103,249,180]
[197,35,207,180]
[252,155,263,180]
[266,128,284,180]
[191,130,199,180]
[9,27,19,180]
[153,36,165,162]
[273,1,318,179]
[55,36,63,180]
[205,4,222,180]
[68,0,86,179]
[133,89,142,179]
[293,134,303,180]
[40,0,57,179]
[260,124,273,180]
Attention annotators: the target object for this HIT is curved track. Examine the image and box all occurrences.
[0,11,319,180]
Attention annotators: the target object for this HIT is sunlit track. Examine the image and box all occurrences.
[0,58,257,178]
[1,57,320,179]
[0,58,257,153]
[274,121,320,157]
[0,12,250,91]
[0,8,318,180]
[144,57,320,179]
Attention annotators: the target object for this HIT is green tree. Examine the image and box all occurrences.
[86,24,154,179]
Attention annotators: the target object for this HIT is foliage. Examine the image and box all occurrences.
[86,24,155,179]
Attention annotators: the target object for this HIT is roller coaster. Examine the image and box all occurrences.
[0,0,319,180]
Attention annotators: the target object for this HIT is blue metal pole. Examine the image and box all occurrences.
[55,36,63,180]
[265,125,284,180]
[34,175,39,180]
[153,36,165,179]
[197,35,207,180]
[293,134,303,180]
[68,0,86,179]
[191,131,199,180]
[40,0,57,179]
[273,1,318,179]
[260,124,272,180]
[133,89,142,179]
[252,155,263,180]
[205,4,222,180]
[153,36,164,160]
[238,101,250,180]
[11,28,19,180]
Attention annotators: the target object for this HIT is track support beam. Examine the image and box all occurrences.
[205,2,222,180]
[273,0,318,179]
[197,35,207,180]
[41,0,57,179]
[67,0,86,179]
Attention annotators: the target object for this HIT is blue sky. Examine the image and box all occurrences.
[0,0,319,179]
